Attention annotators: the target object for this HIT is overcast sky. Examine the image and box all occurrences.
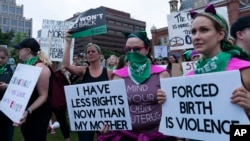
[16,0,175,38]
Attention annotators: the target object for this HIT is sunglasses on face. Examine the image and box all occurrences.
[124,46,146,53]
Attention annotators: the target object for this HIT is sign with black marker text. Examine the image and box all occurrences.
[40,19,74,62]
[64,79,132,131]
[159,70,250,141]
[181,61,197,75]
[167,6,229,50]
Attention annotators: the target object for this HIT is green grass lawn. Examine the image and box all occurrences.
[13,127,97,141]
[13,127,80,141]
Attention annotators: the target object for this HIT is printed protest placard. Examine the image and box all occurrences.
[0,64,42,123]
[69,7,107,38]
[40,19,74,62]
[159,70,249,141]
[154,46,168,58]
[181,61,197,75]
[64,79,132,131]
[167,6,229,50]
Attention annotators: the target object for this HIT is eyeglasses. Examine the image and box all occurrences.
[124,46,146,53]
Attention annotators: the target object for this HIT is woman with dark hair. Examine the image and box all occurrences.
[98,31,175,141]
[166,54,179,76]
[0,46,15,141]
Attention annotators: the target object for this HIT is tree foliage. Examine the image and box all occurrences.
[0,29,15,46]
[0,29,27,64]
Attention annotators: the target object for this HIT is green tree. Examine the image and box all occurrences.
[0,29,27,64]
[0,29,15,45]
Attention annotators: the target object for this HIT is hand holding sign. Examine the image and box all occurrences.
[231,86,250,117]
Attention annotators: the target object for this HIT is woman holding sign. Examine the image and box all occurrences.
[159,3,250,141]
[189,3,250,117]
[12,38,52,141]
[0,46,15,141]
[98,31,178,141]
[63,32,112,141]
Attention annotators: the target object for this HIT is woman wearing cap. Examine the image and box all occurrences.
[98,31,176,141]
[230,15,250,54]
[12,38,52,141]
[63,31,112,141]
[0,46,15,141]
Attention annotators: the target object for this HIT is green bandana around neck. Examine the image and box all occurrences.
[0,64,6,75]
[126,52,151,84]
[195,52,231,74]
[25,56,38,66]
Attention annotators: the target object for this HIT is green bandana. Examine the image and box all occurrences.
[0,64,6,75]
[195,52,231,74]
[126,52,150,84]
[25,56,38,66]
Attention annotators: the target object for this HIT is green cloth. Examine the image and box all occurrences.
[195,52,231,74]
[25,56,38,66]
[126,52,150,84]
[0,64,6,75]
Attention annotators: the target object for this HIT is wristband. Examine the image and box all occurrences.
[26,109,32,115]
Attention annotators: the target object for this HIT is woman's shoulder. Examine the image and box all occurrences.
[227,57,250,71]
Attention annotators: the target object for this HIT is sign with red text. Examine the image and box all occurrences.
[181,61,197,75]
[167,6,229,50]
[64,79,132,131]
[159,70,249,141]
[0,64,42,123]
[40,19,74,62]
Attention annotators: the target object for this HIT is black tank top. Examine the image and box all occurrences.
[27,60,51,115]
[81,67,109,83]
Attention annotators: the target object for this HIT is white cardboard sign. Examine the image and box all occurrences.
[159,70,249,141]
[64,79,132,131]
[0,64,42,123]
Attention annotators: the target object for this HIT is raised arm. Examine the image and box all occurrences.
[63,31,86,77]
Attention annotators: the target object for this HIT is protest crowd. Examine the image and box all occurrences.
[1,3,250,141]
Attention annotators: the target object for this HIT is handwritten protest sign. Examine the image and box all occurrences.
[181,61,197,75]
[40,19,74,62]
[154,46,168,58]
[159,70,249,141]
[69,7,107,38]
[64,79,132,131]
[0,64,42,123]
[167,6,229,50]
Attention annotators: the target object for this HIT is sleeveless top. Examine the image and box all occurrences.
[27,60,51,116]
[124,74,161,133]
[81,67,109,83]
[114,65,165,133]
[187,57,250,75]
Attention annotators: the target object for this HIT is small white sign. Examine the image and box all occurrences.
[167,6,229,50]
[181,61,197,75]
[64,79,132,131]
[0,64,42,123]
[154,46,168,58]
[40,19,74,62]
[159,70,249,141]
